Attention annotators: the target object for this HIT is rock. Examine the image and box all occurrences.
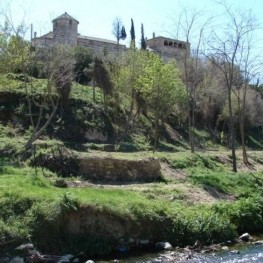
[230,250,240,254]
[221,246,229,251]
[57,254,74,263]
[117,245,128,253]
[9,257,24,263]
[191,240,202,250]
[239,233,251,242]
[155,242,173,250]
[15,243,34,251]
[253,240,263,245]
[0,256,10,263]
[139,239,150,245]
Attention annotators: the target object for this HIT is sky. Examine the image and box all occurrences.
[1,0,263,49]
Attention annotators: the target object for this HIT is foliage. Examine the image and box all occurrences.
[213,195,263,233]
[0,35,31,74]
[141,23,146,50]
[73,46,93,84]
[130,18,135,48]
[112,17,126,44]
[137,53,186,151]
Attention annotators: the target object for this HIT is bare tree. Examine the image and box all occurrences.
[0,3,75,152]
[208,3,258,171]
[25,46,75,150]
[112,17,126,44]
[170,9,212,152]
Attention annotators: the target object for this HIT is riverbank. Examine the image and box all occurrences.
[1,150,263,258]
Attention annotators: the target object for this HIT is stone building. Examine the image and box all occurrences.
[146,36,190,62]
[32,12,126,55]
[32,12,189,61]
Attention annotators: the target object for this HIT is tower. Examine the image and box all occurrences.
[52,12,79,46]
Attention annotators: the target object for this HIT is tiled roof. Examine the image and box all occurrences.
[52,12,79,23]
[34,31,53,39]
[78,35,125,46]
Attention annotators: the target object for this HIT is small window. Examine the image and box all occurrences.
[178,43,182,49]
[164,40,168,46]
[174,42,178,47]
[69,20,72,25]
[169,41,173,46]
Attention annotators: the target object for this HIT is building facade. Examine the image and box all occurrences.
[32,12,126,55]
[146,36,190,62]
[32,13,189,60]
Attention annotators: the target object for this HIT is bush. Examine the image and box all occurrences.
[212,195,263,233]
[169,207,236,246]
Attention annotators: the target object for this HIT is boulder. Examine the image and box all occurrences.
[155,242,173,250]
[253,240,263,245]
[239,233,251,242]
[230,250,240,254]
[221,246,229,251]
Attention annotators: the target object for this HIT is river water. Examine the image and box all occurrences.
[105,242,263,263]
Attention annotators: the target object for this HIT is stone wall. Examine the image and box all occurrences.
[146,36,190,62]
[78,156,162,182]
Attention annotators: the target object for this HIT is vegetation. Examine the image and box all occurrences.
[1,1,263,258]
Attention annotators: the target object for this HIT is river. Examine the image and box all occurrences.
[102,241,263,263]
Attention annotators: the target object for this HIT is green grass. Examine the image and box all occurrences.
[0,156,263,255]
[0,73,104,104]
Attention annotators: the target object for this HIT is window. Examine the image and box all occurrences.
[169,41,173,46]
[69,20,72,25]
[164,40,168,46]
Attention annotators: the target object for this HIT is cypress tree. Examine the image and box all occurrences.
[130,18,135,48]
[141,23,146,50]
[121,26,127,40]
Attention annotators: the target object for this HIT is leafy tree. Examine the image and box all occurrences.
[112,50,148,133]
[88,56,112,105]
[140,23,146,50]
[0,35,30,74]
[137,53,186,152]
[130,18,135,48]
[73,46,92,84]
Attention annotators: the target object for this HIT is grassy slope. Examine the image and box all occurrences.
[1,74,263,255]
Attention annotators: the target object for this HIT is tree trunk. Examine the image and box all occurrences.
[238,90,249,165]
[227,88,237,172]
[25,98,58,151]
[153,102,160,153]
[92,78,96,103]
[188,96,194,153]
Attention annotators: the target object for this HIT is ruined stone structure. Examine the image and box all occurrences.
[32,12,126,55]
[146,36,190,62]
[78,156,162,182]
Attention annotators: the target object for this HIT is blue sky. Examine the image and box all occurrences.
[1,0,263,49]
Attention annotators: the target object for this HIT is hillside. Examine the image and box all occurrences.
[1,75,263,259]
